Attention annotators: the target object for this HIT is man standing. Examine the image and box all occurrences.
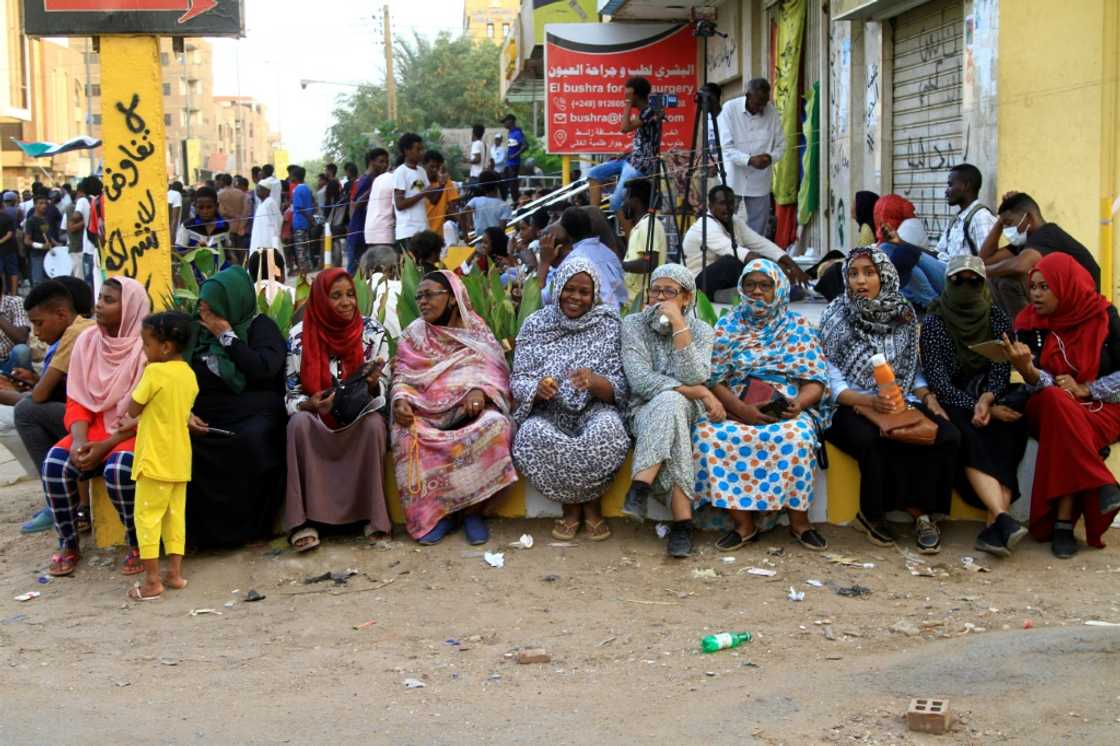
[349,148,388,273]
[717,78,785,237]
[392,133,442,250]
[466,170,512,235]
[289,165,316,272]
[422,150,460,237]
[468,124,485,194]
[490,133,508,201]
[23,195,57,285]
[234,176,254,252]
[0,195,19,295]
[935,163,996,260]
[501,114,524,205]
[980,191,1100,317]
[364,152,397,257]
[587,77,663,216]
[70,176,102,288]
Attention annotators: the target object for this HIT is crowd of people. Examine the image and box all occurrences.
[2,76,1116,601]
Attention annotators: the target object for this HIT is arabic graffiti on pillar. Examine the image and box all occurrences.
[103,93,161,284]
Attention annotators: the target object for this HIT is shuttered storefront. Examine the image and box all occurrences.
[890,0,964,244]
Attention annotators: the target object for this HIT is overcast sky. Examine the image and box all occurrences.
[211,0,467,162]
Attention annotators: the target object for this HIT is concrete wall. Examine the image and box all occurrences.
[997,0,1119,297]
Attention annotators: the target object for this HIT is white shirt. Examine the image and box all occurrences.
[364,172,396,245]
[73,196,95,256]
[469,140,485,178]
[490,142,507,170]
[935,200,997,261]
[717,99,786,198]
[249,191,282,252]
[681,213,784,275]
[369,272,402,339]
[392,163,430,242]
[167,189,182,209]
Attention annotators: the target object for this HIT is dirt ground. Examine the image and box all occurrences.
[1,478,1118,745]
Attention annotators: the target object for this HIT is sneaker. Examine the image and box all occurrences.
[994,512,1028,550]
[667,520,693,558]
[20,507,53,534]
[622,481,650,523]
[1051,525,1078,559]
[1098,483,1120,515]
[974,523,1010,558]
[463,514,489,546]
[854,511,895,547]
[914,515,941,555]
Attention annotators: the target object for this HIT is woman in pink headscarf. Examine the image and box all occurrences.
[44,276,151,577]
[391,270,517,546]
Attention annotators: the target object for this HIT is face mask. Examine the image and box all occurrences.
[1002,217,1028,247]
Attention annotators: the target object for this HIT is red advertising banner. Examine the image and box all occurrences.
[545,23,697,155]
[24,0,242,36]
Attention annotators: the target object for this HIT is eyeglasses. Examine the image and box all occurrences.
[740,279,775,293]
[949,275,983,288]
[647,286,681,299]
[414,290,449,303]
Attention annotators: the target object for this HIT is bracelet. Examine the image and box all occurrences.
[672,327,690,338]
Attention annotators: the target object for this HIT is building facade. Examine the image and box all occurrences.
[463,0,520,44]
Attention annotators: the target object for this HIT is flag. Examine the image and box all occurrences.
[11,135,101,158]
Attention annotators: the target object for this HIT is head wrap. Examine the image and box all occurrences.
[67,276,150,432]
[927,258,993,378]
[854,191,879,231]
[1014,252,1111,382]
[873,195,916,243]
[819,246,919,393]
[192,266,258,393]
[300,269,365,400]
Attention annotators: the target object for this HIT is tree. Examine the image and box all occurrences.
[324,32,530,172]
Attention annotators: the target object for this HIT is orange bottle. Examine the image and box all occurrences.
[871,353,905,413]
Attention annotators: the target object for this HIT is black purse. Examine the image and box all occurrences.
[329,361,377,427]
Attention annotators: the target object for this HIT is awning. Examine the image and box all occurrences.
[832,0,931,22]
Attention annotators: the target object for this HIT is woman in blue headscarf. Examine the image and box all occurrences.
[693,258,833,552]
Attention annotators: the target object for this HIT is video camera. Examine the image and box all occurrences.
[648,93,680,110]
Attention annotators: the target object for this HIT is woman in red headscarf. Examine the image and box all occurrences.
[1005,253,1120,558]
[283,268,391,552]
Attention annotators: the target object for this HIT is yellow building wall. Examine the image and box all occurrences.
[997,0,1120,297]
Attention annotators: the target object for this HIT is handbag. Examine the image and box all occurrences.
[853,404,938,446]
[329,362,376,427]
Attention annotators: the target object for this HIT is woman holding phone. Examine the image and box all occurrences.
[693,259,833,552]
[284,269,391,552]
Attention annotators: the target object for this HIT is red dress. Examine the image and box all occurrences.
[55,399,136,459]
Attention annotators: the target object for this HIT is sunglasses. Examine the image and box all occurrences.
[949,275,983,288]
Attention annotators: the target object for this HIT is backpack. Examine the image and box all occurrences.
[961,203,994,256]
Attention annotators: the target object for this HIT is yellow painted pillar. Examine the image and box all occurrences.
[561,154,571,186]
[98,35,173,309]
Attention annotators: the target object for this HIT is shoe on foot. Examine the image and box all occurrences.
[622,481,650,522]
[715,528,757,552]
[974,523,1010,558]
[994,512,1028,550]
[418,517,455,546]
[854,511,894,547]
[20,507,53,534]
[667,520,693,558]
[914,515,941,555]
[1098,483,1120,514]
[463,514,489,546]
[1051,524,1078,559]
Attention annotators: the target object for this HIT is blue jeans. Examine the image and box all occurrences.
[82,254,95,289]
[588,159,644,213]
[0,344,31,375]
[30,249,46,286]
[902,255,947,309]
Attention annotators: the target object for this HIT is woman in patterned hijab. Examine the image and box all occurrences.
[819,246,961,556]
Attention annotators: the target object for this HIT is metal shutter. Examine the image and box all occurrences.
[890,0,964,244]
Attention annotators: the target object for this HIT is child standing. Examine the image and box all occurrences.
[122,312,199,601]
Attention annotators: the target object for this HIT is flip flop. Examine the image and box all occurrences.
[584,519,611,542]
[128,584,161,602]
[121,548,145,576]
[48,549,80,577]
[290,526,320,553]
[551,519,579,541]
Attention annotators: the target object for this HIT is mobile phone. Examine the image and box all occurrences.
[206,427,236,437]
[759,397,792,417]
[0,371,32,390]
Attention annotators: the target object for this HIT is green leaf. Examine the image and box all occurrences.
[295,275,312,308]
[257,289,270,315]
[461,271,488,325]
[397,255,421,330]
[515,276,541,332]
[695,290,718,328]
[266,290,295,338]
[177,257,199,296]
[194,247,216,277]
[173,288,199,301]
[354,273,374,316]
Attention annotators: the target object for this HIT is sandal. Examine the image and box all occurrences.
[48,549,80,577]
[290,526,320,553]
[121,548,144,576]
[790,527,828,551]
[584,519,611,542]
[551,519,580,541]
[715,528,758,552]
[128,584,161,602]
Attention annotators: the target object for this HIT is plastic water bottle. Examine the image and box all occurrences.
[700,631,752,653]
[322,223,333,268]
[871,353,905,413]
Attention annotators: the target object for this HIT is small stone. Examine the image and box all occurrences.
[891,620,921,637]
